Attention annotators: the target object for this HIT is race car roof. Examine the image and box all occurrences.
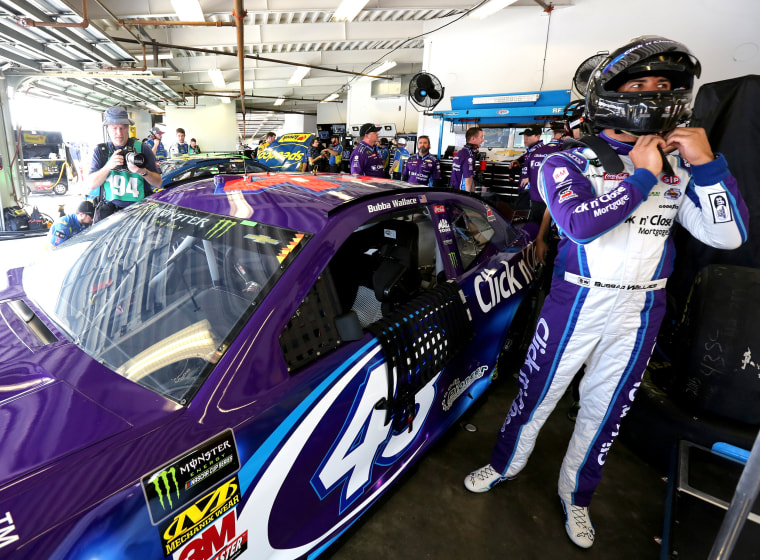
[150,173,418,232]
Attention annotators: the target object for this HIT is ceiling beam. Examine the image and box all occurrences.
[0,21,85,70]
[0,45,41,70]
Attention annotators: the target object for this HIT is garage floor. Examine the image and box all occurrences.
[327,371,668,560]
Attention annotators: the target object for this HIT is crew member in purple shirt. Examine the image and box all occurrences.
[523,123,565,196]
[402,136,442,186]
[449,126,484,192]
[350,123,385,177]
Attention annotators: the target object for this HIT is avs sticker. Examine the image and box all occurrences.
[709,192,733,224]
[552,167,569,182]
[142,430,241,525]
[664,188,681,200]
[159,476,242,557]
[662,175,681,185]
[558,188,577,203]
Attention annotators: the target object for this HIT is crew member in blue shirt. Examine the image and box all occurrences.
[146,126,168,160]
[449,126,484,192]
[390,138,410,180]
[402,136,442,186]
[49,200,94,247]
[324,135,344,173]
[350,123,385,177]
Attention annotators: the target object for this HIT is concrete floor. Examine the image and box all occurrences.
[327,373,667,560]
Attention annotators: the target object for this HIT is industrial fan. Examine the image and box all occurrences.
[572,53,607,96]
[408,72,445,111]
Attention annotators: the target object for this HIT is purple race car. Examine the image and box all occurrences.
[0,172,538,559]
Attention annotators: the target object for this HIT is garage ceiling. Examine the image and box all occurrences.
[0,0,555,123]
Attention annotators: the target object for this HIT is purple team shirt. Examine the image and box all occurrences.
[403,153,441,186]
[350,141,385,177]
[449,145,477,190]
[524,139,562,201]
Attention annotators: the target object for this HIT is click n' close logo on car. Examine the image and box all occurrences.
[0,173,538,559]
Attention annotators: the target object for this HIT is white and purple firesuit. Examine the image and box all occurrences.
[489,131,749,507]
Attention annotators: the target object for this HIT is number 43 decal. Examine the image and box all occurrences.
[311,359,438,513]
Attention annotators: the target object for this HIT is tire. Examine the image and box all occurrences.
[620,364,759,474]
[669,265,760,424]
[53,183,68,195]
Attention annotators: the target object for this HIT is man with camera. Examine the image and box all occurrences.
[84,106,161,222]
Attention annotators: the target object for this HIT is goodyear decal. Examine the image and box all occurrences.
[159,476,241,557]
[142,430,241,525]
[22,133,48,144]
[277,233,305,263]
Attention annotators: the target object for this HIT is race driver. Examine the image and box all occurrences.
[464,36,749,549]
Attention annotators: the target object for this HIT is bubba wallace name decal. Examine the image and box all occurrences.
[367,198,418,213]
[442,365,488,411]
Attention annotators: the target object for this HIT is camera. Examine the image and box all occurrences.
[115,146,145,171]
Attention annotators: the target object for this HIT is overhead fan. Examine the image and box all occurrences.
[408,72,445,112]
[572,53,607,96]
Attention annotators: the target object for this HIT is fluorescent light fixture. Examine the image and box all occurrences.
[171,0,205,22]
[288,66,310,85]
[468,0,519,19]
[274,97,285,106]
[321,93,339,103]
[360,60,397,81]
[333,0,370,22]
[208,68,225,88]
[221,97,231,104]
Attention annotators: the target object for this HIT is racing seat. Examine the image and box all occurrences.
[372,220,420,314]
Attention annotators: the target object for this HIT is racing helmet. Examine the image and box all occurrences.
[585,36,701,134]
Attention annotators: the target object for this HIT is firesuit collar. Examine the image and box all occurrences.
[599,131,634,155]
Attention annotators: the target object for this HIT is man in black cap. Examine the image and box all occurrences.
[349,123,385,177]
[48,200,94,248]
[84,106,161,221]
[508,124,542,165]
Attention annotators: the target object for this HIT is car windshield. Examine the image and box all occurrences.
[24,200,309,404]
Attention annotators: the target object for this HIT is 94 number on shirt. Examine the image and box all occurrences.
[110,175,142,199]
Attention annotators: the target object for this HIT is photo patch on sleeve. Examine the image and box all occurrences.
[709,192,733,224]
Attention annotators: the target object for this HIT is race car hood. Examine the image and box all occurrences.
[0,362,131,485]
[0,284,139,488]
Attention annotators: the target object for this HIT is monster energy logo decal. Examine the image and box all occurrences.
[206,219,236,239]
[141,430,241,525]
[151,467,180,510]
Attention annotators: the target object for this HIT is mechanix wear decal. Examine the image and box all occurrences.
[141,430,241,525]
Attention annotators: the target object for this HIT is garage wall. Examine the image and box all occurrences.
[404,0,760,152]
[164,100,238,153]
